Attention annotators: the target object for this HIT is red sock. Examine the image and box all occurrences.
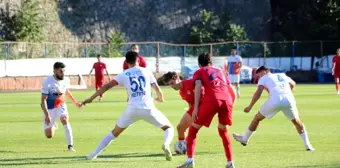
[178,137,185,141]
[186,126,198,158]
[218,128,233,161]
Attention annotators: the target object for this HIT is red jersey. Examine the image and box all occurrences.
[123,55,147,70]
[179,79,204,108]
[193,66,232,102]
[93,62,106,81]
[333,56,340,74]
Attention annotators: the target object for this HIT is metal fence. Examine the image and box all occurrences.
[1,41,339,71]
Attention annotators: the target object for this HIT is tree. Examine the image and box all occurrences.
[106,31,126,58]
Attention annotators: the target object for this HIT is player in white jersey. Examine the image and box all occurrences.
[41,62,83,152]
[224,48,242,98]
[233,66,315,151]
[82,51,174,161]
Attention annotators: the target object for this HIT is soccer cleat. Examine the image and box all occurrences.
[86,154,97,160]
[226,162,235,168]
[306,146,315,151]
[232,133,247,146]
[68,145,76,152]
[162,144,172,161]
[177,160,195,168]
[99,97,103,102]
[337,91,340,95]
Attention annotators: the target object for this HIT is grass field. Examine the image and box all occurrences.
[0,85,340,168]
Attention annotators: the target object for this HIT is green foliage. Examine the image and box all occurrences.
[106,31,126,58]
[0,0,44,42]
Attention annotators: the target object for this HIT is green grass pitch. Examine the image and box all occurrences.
[0,85,339,168]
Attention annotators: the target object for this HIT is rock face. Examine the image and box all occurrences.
[1,0,271,42]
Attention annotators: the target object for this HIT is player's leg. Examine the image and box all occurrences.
[177,103,216,168]
[233,99,279,145]
[235,75,241,98]
[177,110,193,141]
[43,108,57,138]
[87,106,136,160]
[335,77,340,94]
[58,105,75,152]
[217,100,235,168]
[142,108,174,161]
[282,99,315,151]
[96,82,104,101]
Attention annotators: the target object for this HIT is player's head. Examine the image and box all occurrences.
[131,44,139,53]
[125,51,139,67]
[163,71,182,90]
[231,48,237,56]
[256,65,270,78]
[53,62,65,80]
[198,53,213,67]
[97,54,102,62]
[337,48,340,56]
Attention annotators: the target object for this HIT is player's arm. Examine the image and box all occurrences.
[41,94,49,117]
[332,62,336,75]
[84,80,118,105]
[246,85,265,110]
[192,80,202,121]
[104,67,111,81]
[224,60,229,75]
[152,83,164,102]
[89,67,94,76]
[41,81,51,124]
[65,89,81,108]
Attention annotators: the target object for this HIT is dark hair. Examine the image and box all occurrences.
[256,66,269,74]
[131,44,138,49]
[231,47,237,50]
[97,54,102,58]
[198,53,212,67]
[125,51,139,64]
[163,71,178,84]
[54,62,65,70]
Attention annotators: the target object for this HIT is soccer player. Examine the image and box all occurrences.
[233,66,315,151]
[83,51,174,161]
[41,62,82,152]
[162,72,204,147]
[332,48,340,94]
[89,54,110,101]
[224,48,242,98]
[177,53,236,168]
[123,44,147,70]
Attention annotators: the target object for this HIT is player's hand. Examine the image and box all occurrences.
[244,106,252,113]
[82,98,93,106]
[75,102,83,110]
[45,115,52,125]
[332,70,334,76]
[192,108,198,122]
[155,92,164,102]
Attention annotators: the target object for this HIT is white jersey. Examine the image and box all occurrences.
[114,66,157,109]
[41,76,70,109]
[258,73,294,97]
[225,55,242,75]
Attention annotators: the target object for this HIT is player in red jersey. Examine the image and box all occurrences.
[162,72,204,148]
[177,53,236,168]
[89,54,111,101]
[123,44,147,70]
[332,48,340,94]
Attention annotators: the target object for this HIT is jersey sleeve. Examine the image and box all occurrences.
[41,79,49,95]
[114,73,125,85]
[257,76,265,86]
[139,56,147,68]
[333,56,336,63]
[103,63,107,69]
[150,72,157,85]
[193,69,202,81]
[92,63,96,69]
[238,56,243,63]
[65,77,71,89]
[283,74,294,83]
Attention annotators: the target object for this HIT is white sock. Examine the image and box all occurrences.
[236,85,240,97]
[63,124,73,146]
[244,129,254,141]
[90,132,115,157]
[187,158,194,162]
[164,127,174,147]
[227,161,234,166]
[300,129,312,147]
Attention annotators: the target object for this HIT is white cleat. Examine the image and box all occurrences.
[226,162,236,168]
[337,91,340,95]
[306,146,315,151]
[177,160,195,168]
[68,145,76,152]
[86,155,97,160]
[232,133,248,146]
[162,144,172,161]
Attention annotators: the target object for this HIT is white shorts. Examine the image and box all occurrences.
[117,105,170,128]
[259,95,299,120]
[43,104,68,130]
[228,74,240,83]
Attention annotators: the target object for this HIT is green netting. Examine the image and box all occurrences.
[186,46,210,57]
[159,44,184,57]
[212,43,237,56]
[321,41,340,56]
[266,42,292,58]
[294,42,321,57]
[237,42,264,58]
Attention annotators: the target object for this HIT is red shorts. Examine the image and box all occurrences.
[95,81,104,90]
[194,99,233,127]
[186,106,194,116]
[334,73,340,78]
